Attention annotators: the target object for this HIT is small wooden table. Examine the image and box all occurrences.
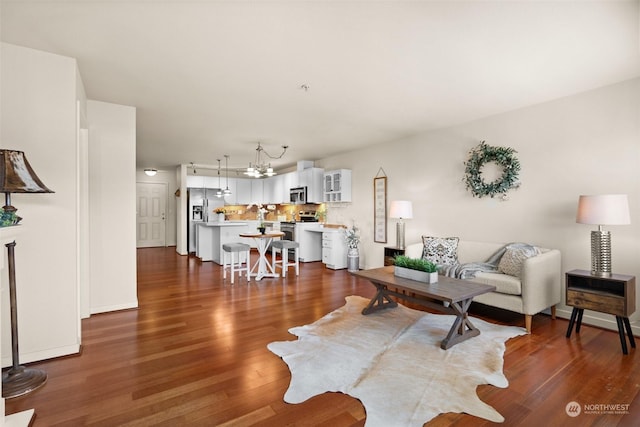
[239,231,284,281]
[565,269,636,354]
[352,266,496,349]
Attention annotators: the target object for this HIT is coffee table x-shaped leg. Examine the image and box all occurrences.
[362,283,480,350]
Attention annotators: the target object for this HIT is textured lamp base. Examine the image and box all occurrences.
[396,221,406,249]
[590,230,611,277]
[2,366,47,399]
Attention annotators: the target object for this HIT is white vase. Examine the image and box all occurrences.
[394,266,438,283]
[217,213,225,222]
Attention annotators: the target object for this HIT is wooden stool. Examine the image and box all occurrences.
[271,240,299,277]
[222,243,250,284]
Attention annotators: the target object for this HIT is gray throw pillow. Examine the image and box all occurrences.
[498,244,541,277]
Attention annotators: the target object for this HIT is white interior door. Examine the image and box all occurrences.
[137,182,167,248]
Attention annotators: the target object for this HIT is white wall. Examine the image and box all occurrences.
[87,100,138,314]
[135,169,178,247]
[1,43,81,363]
[176,164,188,255]
[318,77,640,333]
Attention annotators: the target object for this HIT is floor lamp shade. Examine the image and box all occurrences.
[576,194,630,277]
[0,149,54,213]
[390,201,413,249]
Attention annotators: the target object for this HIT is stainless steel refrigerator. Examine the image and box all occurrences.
[188,188,224,253]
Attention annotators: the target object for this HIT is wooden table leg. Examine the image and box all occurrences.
[440,298,480,350]
[252,237,278,281]
[616,316,628,355]
[575,308,584,333]
[566,308,579,338]
[362,284,397,315]
[623,317,636,349]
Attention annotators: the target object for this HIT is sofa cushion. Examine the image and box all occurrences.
[421,236,459,265]
[473,272,522,295]
[498,244,541,277]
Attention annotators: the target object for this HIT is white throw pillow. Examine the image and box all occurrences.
[421,236,459,266]
[498,245,541,277]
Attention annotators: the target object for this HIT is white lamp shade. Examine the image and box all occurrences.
[576,194,630,225]
[144,168,157,176]
[389,200,413,219]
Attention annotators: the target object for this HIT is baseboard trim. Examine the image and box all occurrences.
[2,343,81,367]
[90,300,139,315]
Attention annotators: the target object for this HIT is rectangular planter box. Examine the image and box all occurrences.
[394,266,438,283]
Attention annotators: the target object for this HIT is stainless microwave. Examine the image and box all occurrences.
[290,186,307,204]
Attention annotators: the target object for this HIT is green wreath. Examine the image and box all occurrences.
[463,141,521,199]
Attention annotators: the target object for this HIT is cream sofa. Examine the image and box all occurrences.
[404,240,562,333]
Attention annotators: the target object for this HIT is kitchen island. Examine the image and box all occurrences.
[196,221,259,264]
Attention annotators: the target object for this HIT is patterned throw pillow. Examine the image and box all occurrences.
[421,236,459,266]
[498,244,541,277]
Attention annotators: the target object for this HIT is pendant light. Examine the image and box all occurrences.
[216,159,223,198]
[223,154,232,195]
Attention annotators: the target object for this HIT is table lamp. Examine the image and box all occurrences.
[576,194,630,277]
[0,149,53,398]
[389,200,413,249]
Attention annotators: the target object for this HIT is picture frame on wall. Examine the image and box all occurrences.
[374,175,387,243]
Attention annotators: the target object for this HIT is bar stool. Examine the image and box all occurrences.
[222,243,251,284]
[271,240,299,277]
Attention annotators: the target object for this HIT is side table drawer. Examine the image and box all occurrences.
[567,289,625,316]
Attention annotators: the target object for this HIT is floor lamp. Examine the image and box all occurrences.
[0,149,54,398]
[389,200,413,249]
[576,194,630,277]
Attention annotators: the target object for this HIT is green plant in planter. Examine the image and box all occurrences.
[393,255,437,273]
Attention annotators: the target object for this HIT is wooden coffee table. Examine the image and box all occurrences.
[352,266,496,349]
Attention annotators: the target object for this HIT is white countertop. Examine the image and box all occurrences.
[197,221,248,227]
[307,226,343,233]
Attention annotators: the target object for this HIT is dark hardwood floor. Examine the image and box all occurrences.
[6,247,640,426]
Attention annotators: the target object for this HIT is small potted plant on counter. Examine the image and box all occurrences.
[214,207,226,222]
[393,255,438,283]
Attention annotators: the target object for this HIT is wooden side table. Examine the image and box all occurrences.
[565,269,636,354]
[384,246,405,266]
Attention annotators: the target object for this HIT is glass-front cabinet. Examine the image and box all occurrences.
[324,169,352,202]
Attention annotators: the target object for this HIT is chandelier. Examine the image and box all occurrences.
[245,142,289,178]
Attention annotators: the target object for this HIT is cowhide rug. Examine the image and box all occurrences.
[267,295,526,426]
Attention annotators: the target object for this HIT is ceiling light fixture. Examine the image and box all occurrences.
[216,159,223,198]
[245,142,289,178]
[144,168,157,176]
[223,155,232,195]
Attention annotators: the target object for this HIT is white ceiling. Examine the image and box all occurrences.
[2,1,639,173]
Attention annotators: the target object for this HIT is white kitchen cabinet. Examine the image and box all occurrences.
[322,229,347,269]
[203,175,221,190]
[280,172,295,203]
[263,175,284,204]
[250,179,264,204]
[262,176,275,204]
[186,175,205,188]
[222,177,237,204]
[324,169,352,203]
[299,168,324,203]
[235,178,252,205]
